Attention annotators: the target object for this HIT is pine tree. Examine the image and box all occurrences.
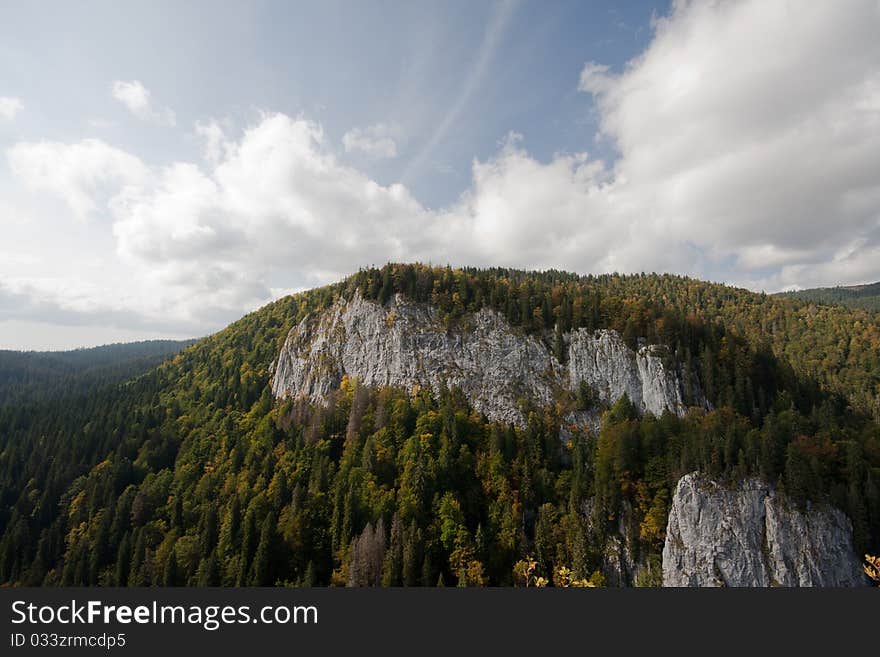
[553,324,566,364]
[382,513,403,586]
[115,532,131,586]
[196,551,220,586]
[249,513,276,586]
[163,551,178,587]
[402,521,420,587]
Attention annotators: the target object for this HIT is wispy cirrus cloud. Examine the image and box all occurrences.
[401,0,519,183]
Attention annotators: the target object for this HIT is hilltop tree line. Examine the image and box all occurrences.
[0,340,193,407]
[778,281,880,313]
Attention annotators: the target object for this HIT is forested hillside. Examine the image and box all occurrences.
[0,264,877,587]
[777,281,880,313]
[0,340,195,406]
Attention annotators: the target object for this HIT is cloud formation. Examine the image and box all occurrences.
[5,0,880,341]
[577,0,880,290]
[342,123,399,158]
[111,80,176,126]
[402,0,517,182]
[9,115,425,328]
[195,119,229,163]
[7,138,149,219]
[0,96,23,120]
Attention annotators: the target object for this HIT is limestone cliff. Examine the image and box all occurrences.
[271,290,689,425]
[662,472,865,587]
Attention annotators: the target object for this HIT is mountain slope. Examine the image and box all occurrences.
[0,339,195,406]
[0,264,878,587]
[777,281,880,312]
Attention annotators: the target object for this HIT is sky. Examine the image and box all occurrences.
[1,0,880,350]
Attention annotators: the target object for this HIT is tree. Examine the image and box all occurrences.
[513,556,547,587]
[162,550,179,587]
[2,264,880,589]
[348,521,385,587]
[865,555,880,585]
[553,324,566,364]
[382,514,403,586]
[196,551,220,586]
[249,513,276,585]
[115,532,131,586]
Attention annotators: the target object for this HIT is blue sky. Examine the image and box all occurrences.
[2,0,880,349]
[1,0,657,204]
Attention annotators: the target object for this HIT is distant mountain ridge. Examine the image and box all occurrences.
[0,339,195,405]
[777,281,880,312]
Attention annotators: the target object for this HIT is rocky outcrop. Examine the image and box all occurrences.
[272,291,689,425]
[568,329,684,417]
[662,472,866,587]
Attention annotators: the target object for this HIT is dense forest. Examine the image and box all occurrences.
[0,264,878,586]
[777,281,880,313]
[0,340,194,406]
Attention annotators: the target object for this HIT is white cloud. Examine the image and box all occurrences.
[3,114,426,330]
[113,114,423,288]
[0,96,23,120]
[452,0,880,288]
[7,139,149,219]
[574,0,880,289]
[342,123,399,158]
[195,119,229,163]
[111,80,176,126]
[0,272,205,349]
[437,134,616,271]
[577,62,613,95]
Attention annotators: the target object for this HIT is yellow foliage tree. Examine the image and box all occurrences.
[555,565,595,588]
[865,554,880,585]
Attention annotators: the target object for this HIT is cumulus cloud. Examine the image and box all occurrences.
[6,115,427,328]
[7,139,149,219]
[114,115,422,281]
[438,133,615,270]
[0,96,23,120]
[342,123,399,158]
[578,0,880,289]
[111,80,176,126]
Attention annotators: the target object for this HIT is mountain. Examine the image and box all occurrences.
[0,340,195,406]
[777,281,880,312]
[0,264,877,587]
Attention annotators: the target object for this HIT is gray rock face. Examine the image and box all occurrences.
[568,329,684,417]
[272,291,688,425]
[662,472,865,587]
